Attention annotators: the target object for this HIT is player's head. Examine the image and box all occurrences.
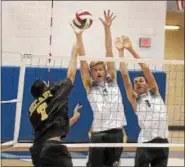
[90,61,107,83]
[133,74,148,94]
[30,79,48,99]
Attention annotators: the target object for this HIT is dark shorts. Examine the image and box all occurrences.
[134,138,169,167]
[30,140,73,167]
[87,128,123,167]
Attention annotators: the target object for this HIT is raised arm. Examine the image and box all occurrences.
[115,37,136,111]
[122,36,159,95]
[69,104,82,127]
[67,43,79,83]
[99,10,116,81]
[71,24,92,94]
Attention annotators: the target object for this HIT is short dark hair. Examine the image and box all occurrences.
[30,79,47,99]
[133,73,148,83]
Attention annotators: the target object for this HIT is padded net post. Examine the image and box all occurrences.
[13,54,27,145]
[1,52,23,147]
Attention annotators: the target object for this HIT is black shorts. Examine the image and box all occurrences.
[134,138,169,167]
[87,128,123,167]
[30,142,43,167]
[30,140,73,167]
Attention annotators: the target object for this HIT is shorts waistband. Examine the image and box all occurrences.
[93,128,122,134]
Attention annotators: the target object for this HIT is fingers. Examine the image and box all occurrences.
[75,103,83,110]
[70,23,75,31]
[121,35,126,41]
[80,27,85,34]
[107,9,110,17]
[114,37,123,51]
[103,10,116,20]
[78,105,83,110]
[71,23,85,35]
[99,17,104,24]
[111,15,116,21]
[115,37,121,43]
[121,35,129,43]
[104,10,106,18]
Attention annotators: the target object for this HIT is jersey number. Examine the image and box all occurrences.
[37,102,48,121]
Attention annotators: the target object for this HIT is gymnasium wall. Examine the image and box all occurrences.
[2,1,184,144]
[1,67,166,142]
[164,12,184,142]
[165,12,184,60]
[5,1,183,143]
[2,1,167,66]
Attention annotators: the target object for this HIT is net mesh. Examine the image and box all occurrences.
[165,64,184,143]
[1,53,184,150]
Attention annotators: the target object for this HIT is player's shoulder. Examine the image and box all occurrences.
[50,77,71,88]
[29,99,38,113]
[56,77,73,87]
[49,78,74,96]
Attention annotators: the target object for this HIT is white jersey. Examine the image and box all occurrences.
[87,77,127,132]
[136,90,168,143]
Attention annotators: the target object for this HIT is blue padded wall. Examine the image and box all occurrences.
[1,67,20,141]
[1,66,166,142]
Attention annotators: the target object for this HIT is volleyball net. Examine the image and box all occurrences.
[1,52,184,150]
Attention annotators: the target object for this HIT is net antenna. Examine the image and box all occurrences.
[13,54,30,145]
[48,0,54,85]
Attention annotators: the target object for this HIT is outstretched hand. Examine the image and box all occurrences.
[70,23,84,36]
[99,10,116,28]
[73,104,82,117]
[121,35,133,50]
[115,37,124,51]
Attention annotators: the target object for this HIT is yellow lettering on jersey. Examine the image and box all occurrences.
[37,102,48,121]
[43,91,53,99]
[38,97,45,103]
[29,91,53,117]
[29,100,38,114]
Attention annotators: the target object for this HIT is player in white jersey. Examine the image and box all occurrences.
[71,10,127,167]
[115,36,169,167]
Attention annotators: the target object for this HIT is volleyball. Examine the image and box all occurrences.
[73,10,93,29]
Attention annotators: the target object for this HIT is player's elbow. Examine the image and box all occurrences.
[122,71,129,77]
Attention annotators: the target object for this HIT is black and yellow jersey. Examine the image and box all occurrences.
[29,78,73,143]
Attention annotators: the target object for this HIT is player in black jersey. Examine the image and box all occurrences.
[29,43,79,167]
